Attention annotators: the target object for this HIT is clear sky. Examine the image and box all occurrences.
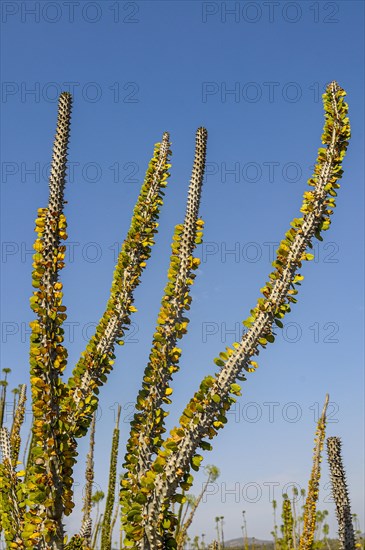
[1,0,364,545]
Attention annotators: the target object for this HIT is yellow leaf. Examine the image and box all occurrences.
[33,241,43,252]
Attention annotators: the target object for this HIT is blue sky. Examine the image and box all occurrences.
[1,0,364,544]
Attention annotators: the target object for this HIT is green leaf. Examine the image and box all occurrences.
[200,440,213,451]
[191,455,203,470]
[230,383,241,394]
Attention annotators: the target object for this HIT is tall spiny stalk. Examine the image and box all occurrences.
[101,405,121,549]
[9,384,26,467]
[64,133,172,438]
[272,499,279,550]
[299,394,329,550]
[121,128,207,543]
[291,487,299,550]
[23,91,73,548]
[282,496,294,550]
[326,437,355,550]
[80,412,96,546]
[133,82,350,549]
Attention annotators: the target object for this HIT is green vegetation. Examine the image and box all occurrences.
[0,82,355,550]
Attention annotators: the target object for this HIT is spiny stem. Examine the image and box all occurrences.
[299,394,329,550]
[326,437,355,550]
[25,91,73,547]
[101,405,121,549]
[80,412,96,546]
